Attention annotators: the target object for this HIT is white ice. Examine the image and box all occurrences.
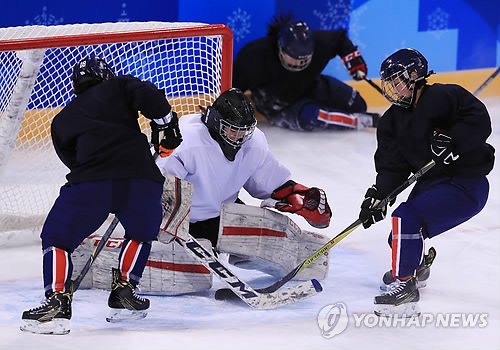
[1,98,499,350]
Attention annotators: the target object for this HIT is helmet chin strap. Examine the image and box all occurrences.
[409,85,419,109]
[408,70,434,108]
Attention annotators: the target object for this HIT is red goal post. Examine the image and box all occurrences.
[0,22,233,247]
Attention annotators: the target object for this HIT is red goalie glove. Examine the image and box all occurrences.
[267,181,332,228]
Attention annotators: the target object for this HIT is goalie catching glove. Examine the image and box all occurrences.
[150,111,183,158]
[265,180,332,229]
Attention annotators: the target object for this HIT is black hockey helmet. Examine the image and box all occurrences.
[380,48,434,108]
[278,21,314,71]
[202,88,256,161]
[72,56,115,95]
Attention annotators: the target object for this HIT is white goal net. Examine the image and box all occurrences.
[0,22,233,247]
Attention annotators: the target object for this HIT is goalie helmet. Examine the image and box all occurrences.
[380,48,433,108]
[72,56,115,95]
[278,21,314,72]
[202,88,257,161]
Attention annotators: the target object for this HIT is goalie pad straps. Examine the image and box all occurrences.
[271,180,332,228]
[217,203,329,280]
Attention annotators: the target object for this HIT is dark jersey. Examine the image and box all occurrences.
[374,83,495,198]
[233,29,356,105]
[51,75,170,184]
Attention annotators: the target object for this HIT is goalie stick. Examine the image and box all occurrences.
[215,160,436,300]
[164,176,322,309]
[175,235,322,309]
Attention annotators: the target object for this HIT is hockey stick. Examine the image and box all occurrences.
[474,67,500,96]
[215,160,436,300]
[71,217,119,292]
[176,235,322,309]
[364,77,384,96]
[165,176,322,309]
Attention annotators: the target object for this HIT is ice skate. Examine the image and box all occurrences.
[374,276,420,318]
[381,247,436,291]
[106,268,150,323]
[20,291,72,335]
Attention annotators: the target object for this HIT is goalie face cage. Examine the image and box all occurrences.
[0,22,233,247]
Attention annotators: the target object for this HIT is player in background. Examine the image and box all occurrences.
[358,48,495,317]
[155,88,332,277]
[20,56,182,334]
[233,15,379,132]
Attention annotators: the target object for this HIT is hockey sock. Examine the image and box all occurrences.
[43,246,72,296]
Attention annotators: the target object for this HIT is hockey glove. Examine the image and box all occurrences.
[151,111,182,158]
[342,49,367,81]
[267,180,332,229]
[359,185,392,229]
[431,129,459,166]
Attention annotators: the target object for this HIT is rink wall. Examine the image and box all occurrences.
[14,69,498,129]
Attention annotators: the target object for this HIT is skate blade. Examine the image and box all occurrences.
[20,319,70,335]
[106,308,147,323]
[374,302,421,318]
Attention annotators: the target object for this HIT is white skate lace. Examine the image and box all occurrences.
[130,286,146,302]
[384,280,407,296]
[31,299,50,311]
[31,293,61,311]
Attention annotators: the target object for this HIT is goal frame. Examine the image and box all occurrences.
[0,22,233,247]
[0,23,233,91]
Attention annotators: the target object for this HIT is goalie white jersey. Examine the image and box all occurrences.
[156,114,291,222]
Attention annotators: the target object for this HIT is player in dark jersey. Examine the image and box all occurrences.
[358,48,495,317]
[233,16,379,131]
[20,56,182,334]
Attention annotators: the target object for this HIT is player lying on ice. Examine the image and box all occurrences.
[358,48,495,318]
[20,56,182,335]
[73,88,333,297]
[233,15,380,131]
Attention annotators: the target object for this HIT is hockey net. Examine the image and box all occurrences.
[0,22,232,247]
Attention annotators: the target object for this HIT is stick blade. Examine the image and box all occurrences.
[215,279,323,308]
[214,287,239,300]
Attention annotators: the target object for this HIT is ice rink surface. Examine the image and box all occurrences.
[0,97,498,350]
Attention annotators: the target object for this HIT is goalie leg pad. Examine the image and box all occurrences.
[217,203,329,280]
[158,172,193,243]
[71,236,213,295]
